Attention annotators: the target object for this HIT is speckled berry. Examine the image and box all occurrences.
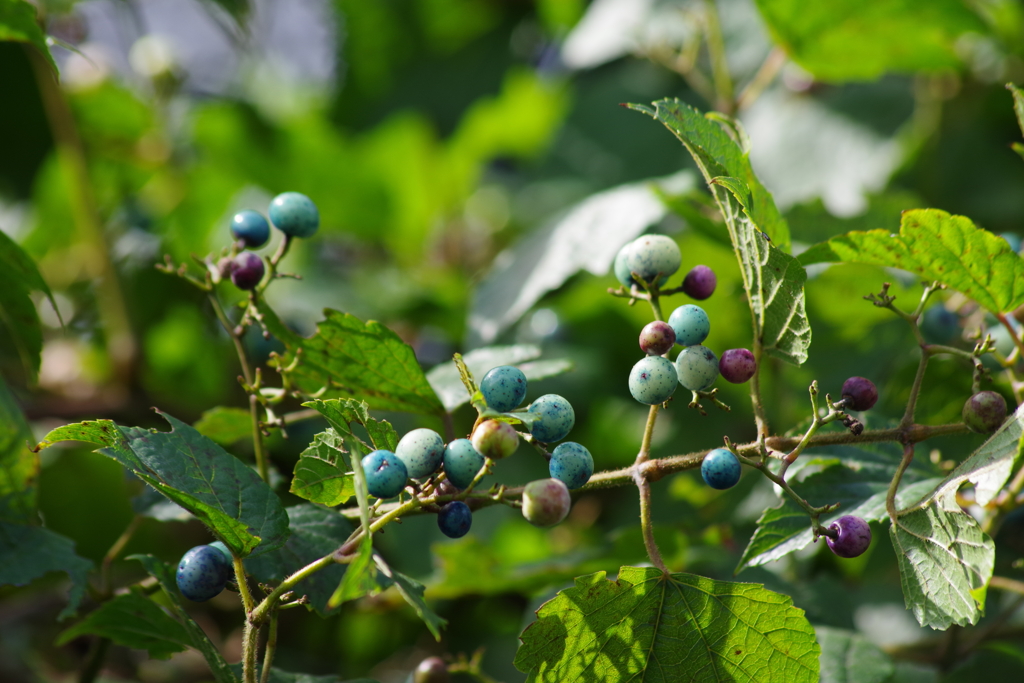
[613,242,640,287]
[682,265,716,300]
[841,376,878,411]
[701,448,741,490]
[361,449,408,499]
[549,442,594,490]
[625,234,681,286]
[230,251,265,290]
[963,390,1007,433]
[230,210,270,248]
[176,545,232,602]
[826,515,872,558]
[268,192,319,238]
[629,356,678,405]
[639,321,676,355]
[480,365,528,413]
[921,306,959,345]
[395,428,445,479]
[414,657,449,683]
[676,345,719,391]
[719,348,756,384]
[208,541,232,564]
[522,478,571,527]
[471,420,519,459]
[527,394,575,443]
[668,304,710,347]
[437,501,472,538]
[443,438,485,489]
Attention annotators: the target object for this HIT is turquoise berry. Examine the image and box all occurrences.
[208,541,233,564]
[443,438,485,489]
[549,442,594,490]
[701,448,741,490]
[176,545,232,602]
[1001,232,1022,253]
[668,304,710,346]
[675,345,719,391]
[437,501,472,538]
[527,394,575,443]
[361,450,408,499]
[230,210,270,248]
[628,356,678,405]
[395,428,445,479]
[480,365,528,413]
[268,192,319,238]
[613,242,639,287]
[625,234,681,286]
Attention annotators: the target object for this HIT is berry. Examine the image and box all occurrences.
[920,306,959,345]
[963,390,1007,433]
[437,501,472,538]
[701,448,741,490]
[522,478,571,527]
[682,265,716,300]
[268,192,319,238]
[549,442,594,490]
[480,365,528,413]
[414,657,449,683]
[230,251,265,290]
[639,321,676,355]
[208,541,232,564]
[613,242,640,287]
[625,234,681,286]
[667,305,710,347]
[675,345,719,391]
[628,356,678,405]
[841,376,878,411]
[176,545,232,602]
[1001,232,1022,253]
[443,438,485,489]
[230,210,270,248]
[527,394,575,442]
[471,420,519,459]
[825,515,872,558]
[719,348,756,384]
[395,428,445,479]
[361,450,408,499]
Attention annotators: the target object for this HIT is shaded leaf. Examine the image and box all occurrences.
[194,407,252,445]
[0,0,58,73]
[816,626,894,683]
[290,429,354,507]
[0,373,38,523]
[373,554,447,641]
[328,535,374,609]
[57,591,191,659]
[131,485,191,522]
[0,521,93,620]
[0,227,56,383]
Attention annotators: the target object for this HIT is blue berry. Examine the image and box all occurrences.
[361,450,408,499]
[668,305,710,346]
[701,448,741,490]
[527,394,575,443]
[176,545,232,602]
[920,306,959,345]
[549,442,594,489]
[395,428,445,479]
[628,356,678,405]
[230,251,265,290]
[437,501,472,538]
[208,541,233,564]
[230,210,270,248]
[480,365,528,413]
[443,439,485,489]
[675,345,719,391]
[268,192,319,238]
[625,235,681,286]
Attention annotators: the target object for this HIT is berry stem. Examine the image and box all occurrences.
[886,443,916,520]
[634,404,668,572]
[901,351,930,429]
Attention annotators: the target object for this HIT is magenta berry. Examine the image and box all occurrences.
[963,390,1007,433]
[719,348,756,384]
[639,321,676,355]
[230,251,265,290]
[841,376,878,411]
[825,515,872,558]
[414,657,449,683]
[682,265,716,300]
[522,478,571,527]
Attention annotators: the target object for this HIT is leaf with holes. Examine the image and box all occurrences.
[290,428,354,507]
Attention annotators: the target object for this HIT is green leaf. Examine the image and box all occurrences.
[328,535,375,609]
[130,554,237,683]
[194,407,252,445]
[515,566,819,682]
[798,208,1024,314]
[753,0,985,82]
[290,429,354,507]
[302,399,399,453]
[0,373,38,522]
[1009,84,1024,152]
[56,590,192,659]
[245,504,350,616]
[38,412,289,558]
[0,521,93,620]
[816,626,894,683]
[941,401,1024,505]
[373,554,447,641]
[259,304,444,416]
[0,227,58,383]
[0,0,57,73]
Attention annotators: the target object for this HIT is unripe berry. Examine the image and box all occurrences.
[639,321,676,355]
[825,515,872,558]
[522,478,571,527]
[675,345,719,391]
[963,390,1007,433]
[414,657,449,683]
[480,365,528,413]
[625,234,681,286]
[701,448,741,490]
[230,210,270,248]
[442,439,485,489]
[268,192,319,238]
[549,442,594,490]
[230,251,265,290]
[527,394,575,442]
[176,545,232,602]
[471,420,519,459]
[682,265,716,300]
[841,376,878,411]
[628,356,678,405]
[719,348,756,384]
[361,450,408,499]
[437,501,472,538]
[667,304,710,347]
[395,428,445,479]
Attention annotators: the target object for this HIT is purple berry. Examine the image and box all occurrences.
[719,348,756,384]
[414,657,449,683]
[841,376,878,411]
[230,251,265,290]
[639,321,676,355]
[522,478,571,527]
[826,515,872,558]
[963,390,1007,433]
[682,265,716,300]
[471,420,519,459]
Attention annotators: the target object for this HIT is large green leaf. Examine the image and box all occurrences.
[0,373,38,523]
[0,227,57,383]
[0,0,57,73]
[941,401,1024,506]
[816,626,894,683]
[373,554,447,641]
[259,304,444,416]
[798,208,1024,314]
[515,566,819,682]
[753,0,985,82]
[290,428,354,507]
[38,412,289,557]
[0,522,93,620]
[57,591,192,659]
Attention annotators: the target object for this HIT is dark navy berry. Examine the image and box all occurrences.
[701,448,741,490]
[628,356,678,405]
[549,442,594,489]
[230,251,265,290]
[361,449,408,499]
[395,428,445,479]
[268,192,319,238]
[682,265,716,300]
[522,478,571,527]
[480,365,528,413]
[841,377,878,411]
[176,545,232,602]
[527,394,575,442]
[443,438,485,489]
[230,210,270,248]
[437,501,472,538]
[639,321,676,355]
[963,390,1007,433]
[826,515,872,558]
[668,305,710,346]
[208,541,232,564]
[719,348,756,384]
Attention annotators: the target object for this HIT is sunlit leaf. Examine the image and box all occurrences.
[290,429,354,507]
[0,522,93,620]
[57,591,191,659]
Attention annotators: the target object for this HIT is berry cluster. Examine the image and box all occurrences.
[225,192,320,291]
